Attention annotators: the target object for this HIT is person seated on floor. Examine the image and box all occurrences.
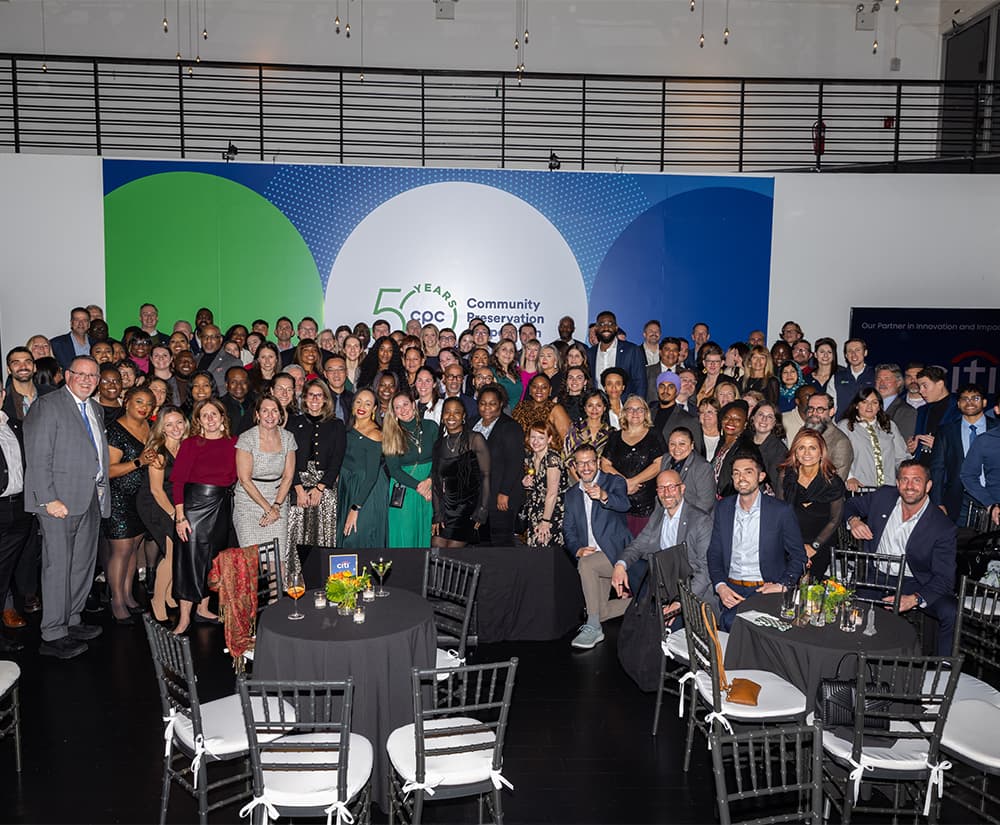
[844,459,957,656]
[707,450,807,631]
[610,468,715,626]
[563,443,633,650]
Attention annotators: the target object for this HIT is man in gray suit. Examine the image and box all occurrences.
[611,468,715,609]
[196,324,241,390]
[24,355,109,659]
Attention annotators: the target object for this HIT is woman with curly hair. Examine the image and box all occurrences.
[519,419,567,547]
[512,373,572,442]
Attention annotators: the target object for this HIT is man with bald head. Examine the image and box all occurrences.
[611,468,715,610]
[196,324,241,390]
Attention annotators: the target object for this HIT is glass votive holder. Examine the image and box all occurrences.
[353,606,366,624]
[362,588,376,603]
[313,591,326,609]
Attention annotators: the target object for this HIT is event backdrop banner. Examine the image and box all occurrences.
[850,307,1000,398]
[103,160,774,345]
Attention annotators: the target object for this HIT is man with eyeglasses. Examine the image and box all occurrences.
[196,324,241,390]
[801,392,854,482]
[563,444,633,649]
[440,363,478,420]
[587,310,647,400]
[24,356,110,659]
[322,354,354,422]
[930,383,996,525]
[611,468,715,613]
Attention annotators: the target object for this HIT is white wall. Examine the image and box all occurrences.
[2,152,999,359]
[0,0,943,80]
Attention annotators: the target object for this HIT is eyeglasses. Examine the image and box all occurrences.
[574,459,597,468]
[202,334,221,341]
[960,395,983,402]
[755,413,775,421]
[655,483,681,492]
[68,369,99,381]
[623,407,645,414]
[805,404,830,413]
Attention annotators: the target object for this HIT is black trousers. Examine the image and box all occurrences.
[0,493,34,604]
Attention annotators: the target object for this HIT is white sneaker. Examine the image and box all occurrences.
[571,624,605,649]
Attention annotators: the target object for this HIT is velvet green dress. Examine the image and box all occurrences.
[386,418,439,548]
[337,428,389,549]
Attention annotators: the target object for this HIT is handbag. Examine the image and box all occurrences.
[617,567,663,692]
[702,602,761,706]
[815,653,891,731]
[389,483,406,509]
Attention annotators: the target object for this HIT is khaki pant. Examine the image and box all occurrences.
[578,550,630,623]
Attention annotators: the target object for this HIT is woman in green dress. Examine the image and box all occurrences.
[337,390,389,549]
[383,391,439,547]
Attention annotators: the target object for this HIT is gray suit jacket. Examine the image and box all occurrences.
[664,451,717,514]
[885,395,918,443]
[202,351,243,391]
[24,387,111,517]
[618,501,714,605]
[818,423,854,483]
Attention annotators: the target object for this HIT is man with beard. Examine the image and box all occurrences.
[802,392,853,481]
[4,347,55,422]
[196,325,241,389]
[876,363,917,443]
[645,337,682,404]
[587,311,646,400]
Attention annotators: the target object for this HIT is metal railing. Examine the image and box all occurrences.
[1,53,997,172]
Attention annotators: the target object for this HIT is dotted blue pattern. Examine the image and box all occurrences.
[103,159,774,299]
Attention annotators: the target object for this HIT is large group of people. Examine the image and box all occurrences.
[0,303,993,658]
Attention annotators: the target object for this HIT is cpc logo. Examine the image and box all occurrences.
[372,282,459,330]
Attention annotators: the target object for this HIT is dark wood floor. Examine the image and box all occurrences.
[0,604,981,824]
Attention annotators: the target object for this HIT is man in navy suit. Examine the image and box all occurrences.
[49,307,94,371]
[707,450,807,630]
[587,310,647,400]
[929,383,995,524]
[563,444,633,649]
[844,460,957,655]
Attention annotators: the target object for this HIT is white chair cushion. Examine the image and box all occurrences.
[260,732,374,808]
[922,670,1000,708]
[174,694,294,759]
[0,660,20,694]
[822,720,929,772]
[695,669,806,720]
[387,717,497,788]
[964,595,1000,614]
[660,629,728,662]
[940,699,1000,771]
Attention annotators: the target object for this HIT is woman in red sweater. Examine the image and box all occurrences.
[171,398,237,634]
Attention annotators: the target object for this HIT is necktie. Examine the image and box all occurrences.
[969,424,978,443]
[864,422,884,486]
[79,401,99,452]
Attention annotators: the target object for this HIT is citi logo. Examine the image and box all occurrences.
[949,350,1000,394]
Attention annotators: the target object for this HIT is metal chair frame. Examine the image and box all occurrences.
[821,654,961,825]
[236,677,371,825]
[255,538,284,608]
[0,662,22,773]
[710,722,824,825]
[422,552,481,664]
[143,615,252,824]
[387,659,518,825]
[829,546,907,615]
[650,543,692,736]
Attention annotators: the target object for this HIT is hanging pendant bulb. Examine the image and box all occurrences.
[345,22,351,37]
[872,37,878,53]
[176,50,182,60]
[524,29,529,44]
[202,26,208,39]
[699,32,705,47]
[188,65,193,76]
[894,0,899,9]
[163,16,169,32]
[514,37,519,50]
[723,26,729,44]
[41,61,48,72]
[690,0,695,11]
[335,15,340,33]
[195,54,201,63]
[360,71,365,81]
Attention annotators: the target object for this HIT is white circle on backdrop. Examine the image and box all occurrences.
[324,181,588,343]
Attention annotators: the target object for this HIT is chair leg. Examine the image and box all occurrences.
[12,685,22,773]
[411,789,424,825]
[158,754,172,825]
[492,787,504,825]
[682,685,697,772]
[652,659,665,736]
[387,764,395,825]
[197,762,209,825]
[478,793,484,824]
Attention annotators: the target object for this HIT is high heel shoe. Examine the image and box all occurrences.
[193,613,221,625]
[126,604,146,615]
[113,614,136,626]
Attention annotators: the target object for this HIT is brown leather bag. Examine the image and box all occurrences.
[702,602,761,706]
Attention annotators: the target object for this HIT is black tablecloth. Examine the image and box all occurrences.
[724,592,920,701]
[299,545,583,643]
[254,588,436,808]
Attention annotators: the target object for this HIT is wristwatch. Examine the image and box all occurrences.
[811,541,821,551]
[351,504,362,513]
[133,458,142,469]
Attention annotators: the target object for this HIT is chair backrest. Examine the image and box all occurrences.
[846,654,961,767]
[256,539,283,608]
[678,581,724,712]
[709,722,823,825]
[829,547,906,614]
[410,659,518,785]
[143,615,205,746]
[421,552,481,658]
[237,677,353,806]
[846,485,879,498]
[952,574,1000,681]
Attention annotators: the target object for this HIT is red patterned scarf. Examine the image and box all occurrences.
[208,545,259,672]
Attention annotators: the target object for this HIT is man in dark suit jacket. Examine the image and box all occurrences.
[563,443,633,649]
[652,372,704,455]
[707,450,806,630]
[472,385,524,546]
[196,325,242,390]
[220,365,255,436]
[322,355,355,422]
[24,355,110,659]
[0,389,33,652]
[587,310,647,399]
[929,384,996,523]
[844,460,957,655]
[611,468,715,609]
[50,307,95,370]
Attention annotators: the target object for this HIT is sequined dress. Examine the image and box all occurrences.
[103,419,146,539]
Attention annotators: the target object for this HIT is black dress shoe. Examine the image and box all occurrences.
[112,614,136,626]
[39,637,88,659]
[68,623,103,641]
[193,613,222,625]
[126,604,146,615]
[0,637,24,653]
[85,592,104,613]
[23,595,42,614]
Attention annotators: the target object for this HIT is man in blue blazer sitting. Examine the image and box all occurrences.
[844,459,957,655]
[707,450,807,630]
[563,443,633,649]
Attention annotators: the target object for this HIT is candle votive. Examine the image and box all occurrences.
[353,607,366,623]
[362,588,376,603]
[313,591,326,609]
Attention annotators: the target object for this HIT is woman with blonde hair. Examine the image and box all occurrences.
[741,344,780,406]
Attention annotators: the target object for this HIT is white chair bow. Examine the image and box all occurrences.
[324,799,355,825]
[922,759,952,816]
[704,711,733,749]
[489,769,514,791]
[847,755,874,803]
[677,671,696,717]
[162,708,177,758]
[190,734,207,788]
[402,775,443,797]
[238,795,280,822]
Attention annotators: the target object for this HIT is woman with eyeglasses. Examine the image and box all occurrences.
[748,401,787,488]
[600,395,666,536]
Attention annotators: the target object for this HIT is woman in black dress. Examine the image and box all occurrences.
[748,401,788,489]
[776,429,847,578]
[600,395,667,537]
[96,364,124,427]
[357,335,404,390]
[136,406,188,622]
[431,397,491,548]
[557,365,591,425]
[104,387,158,623]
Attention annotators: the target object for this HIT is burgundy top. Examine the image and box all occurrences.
[171,436,238,504]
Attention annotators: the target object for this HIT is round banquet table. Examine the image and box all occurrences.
[253,588,436,809]
[724,592,920,702]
